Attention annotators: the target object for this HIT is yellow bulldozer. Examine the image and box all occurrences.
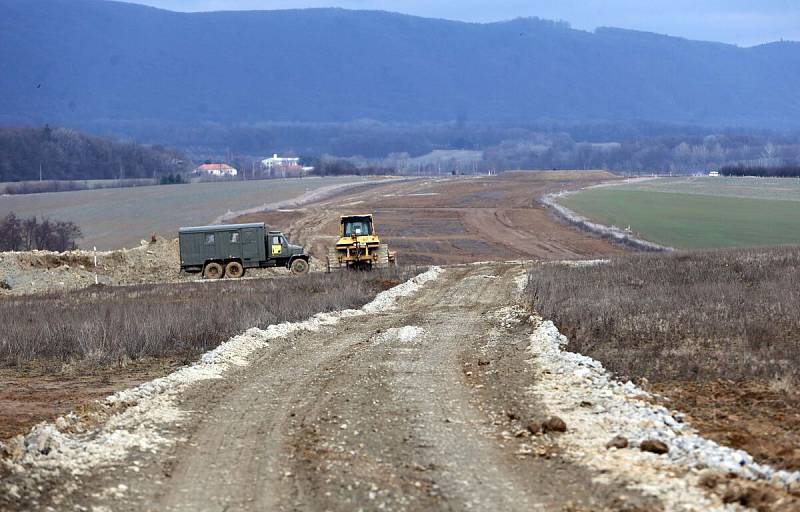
[327,214,397,271]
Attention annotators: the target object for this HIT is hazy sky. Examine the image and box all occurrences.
[126,0,799,46]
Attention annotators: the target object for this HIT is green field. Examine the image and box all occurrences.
[559,182,800,249]
[603,176,800,201]
[0,177,370,250]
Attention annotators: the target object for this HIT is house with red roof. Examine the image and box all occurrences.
[192,163,238,177]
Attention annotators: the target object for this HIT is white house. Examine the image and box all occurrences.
[262,154,301,170]
[193,163,238,177]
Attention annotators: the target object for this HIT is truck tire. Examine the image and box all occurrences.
[290,258,309,275]
[375,245,390,270]
[327,248,341,273]
[225,261,245,279]
[203,262,224,279]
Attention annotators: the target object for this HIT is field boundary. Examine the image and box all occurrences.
[213,177,412,224]
[541,191,672,252]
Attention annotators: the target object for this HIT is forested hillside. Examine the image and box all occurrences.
[1,0,799,130]
[0,126,188,182]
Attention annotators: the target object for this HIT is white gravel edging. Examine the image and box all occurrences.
[541,191,672,252]
[0,267,443,500]
[528,319,800,511]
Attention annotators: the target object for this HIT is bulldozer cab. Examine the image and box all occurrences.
[341,215,373,237]
[328,213,395,271]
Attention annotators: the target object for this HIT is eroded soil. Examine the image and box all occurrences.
[236,171,626,266]
[652,380,800,471]
[0,359,186,440]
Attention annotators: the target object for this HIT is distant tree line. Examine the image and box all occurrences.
[0,126,190,182]
[104,120,800,174]
[5,122,800,180]
[0,212,82,252]
[159,173,185,185]
[482,134,800,174]
[720,165,800,178]
[2,178,158,195]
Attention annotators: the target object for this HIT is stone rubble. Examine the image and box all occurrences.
[526,317,800,511]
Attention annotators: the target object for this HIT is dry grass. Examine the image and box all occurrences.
[526,247,800,382]
[0,270,413,368]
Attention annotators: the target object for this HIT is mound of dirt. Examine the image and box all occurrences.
[0,238,184,295]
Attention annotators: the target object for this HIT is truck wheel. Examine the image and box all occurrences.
[291,258,309,275]
[203,262,224,279]
[225,261,245,279]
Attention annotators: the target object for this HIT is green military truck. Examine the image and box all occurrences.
[179,222,310,278]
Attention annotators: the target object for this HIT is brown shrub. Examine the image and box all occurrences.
[526,247,800,382]
[0,269,414,368]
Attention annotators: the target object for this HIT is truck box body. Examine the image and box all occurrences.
[178,222,309,277]
[179,223,268,272]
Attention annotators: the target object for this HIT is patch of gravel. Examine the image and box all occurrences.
[525,317,800,511]
[0,266,443,505]
[375,325,426,344]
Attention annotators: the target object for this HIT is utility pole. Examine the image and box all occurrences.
[39,161,42,182]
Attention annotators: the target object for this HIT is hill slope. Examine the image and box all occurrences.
[1,0,799,128]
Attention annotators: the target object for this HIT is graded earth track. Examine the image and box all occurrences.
[236,171,627,267]
[15,263,662,512]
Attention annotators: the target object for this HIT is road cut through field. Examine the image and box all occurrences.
[5,262,796,511]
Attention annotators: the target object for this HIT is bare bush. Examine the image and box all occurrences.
[527,247,800,382]
[0,212,82,252]
[0,269,413,368]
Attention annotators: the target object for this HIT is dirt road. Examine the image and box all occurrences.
[13,263,657,512]
[237,171,627,266]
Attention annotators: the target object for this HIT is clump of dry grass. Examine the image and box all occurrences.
[0,269,413,368]
[527,247,800,382]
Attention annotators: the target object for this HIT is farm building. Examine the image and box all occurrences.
[262,154,301,170]
[193,163,238,177]
[261,154,313,177]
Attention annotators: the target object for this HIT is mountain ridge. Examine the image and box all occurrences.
[1,0,799,129]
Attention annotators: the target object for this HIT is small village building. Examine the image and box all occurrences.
[262,154,301,170]
[193,163,238,177]
[261,154,314,177]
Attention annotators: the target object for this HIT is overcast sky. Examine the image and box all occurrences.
[125,0,799,46]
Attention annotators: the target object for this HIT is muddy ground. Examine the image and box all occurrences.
[235,171,627,265]
[652,380,800,472]
[0,358,188,441]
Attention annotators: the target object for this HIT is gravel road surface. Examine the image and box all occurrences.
[10,262,762,511]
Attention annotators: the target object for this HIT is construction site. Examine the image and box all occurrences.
[1,172,799,511]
